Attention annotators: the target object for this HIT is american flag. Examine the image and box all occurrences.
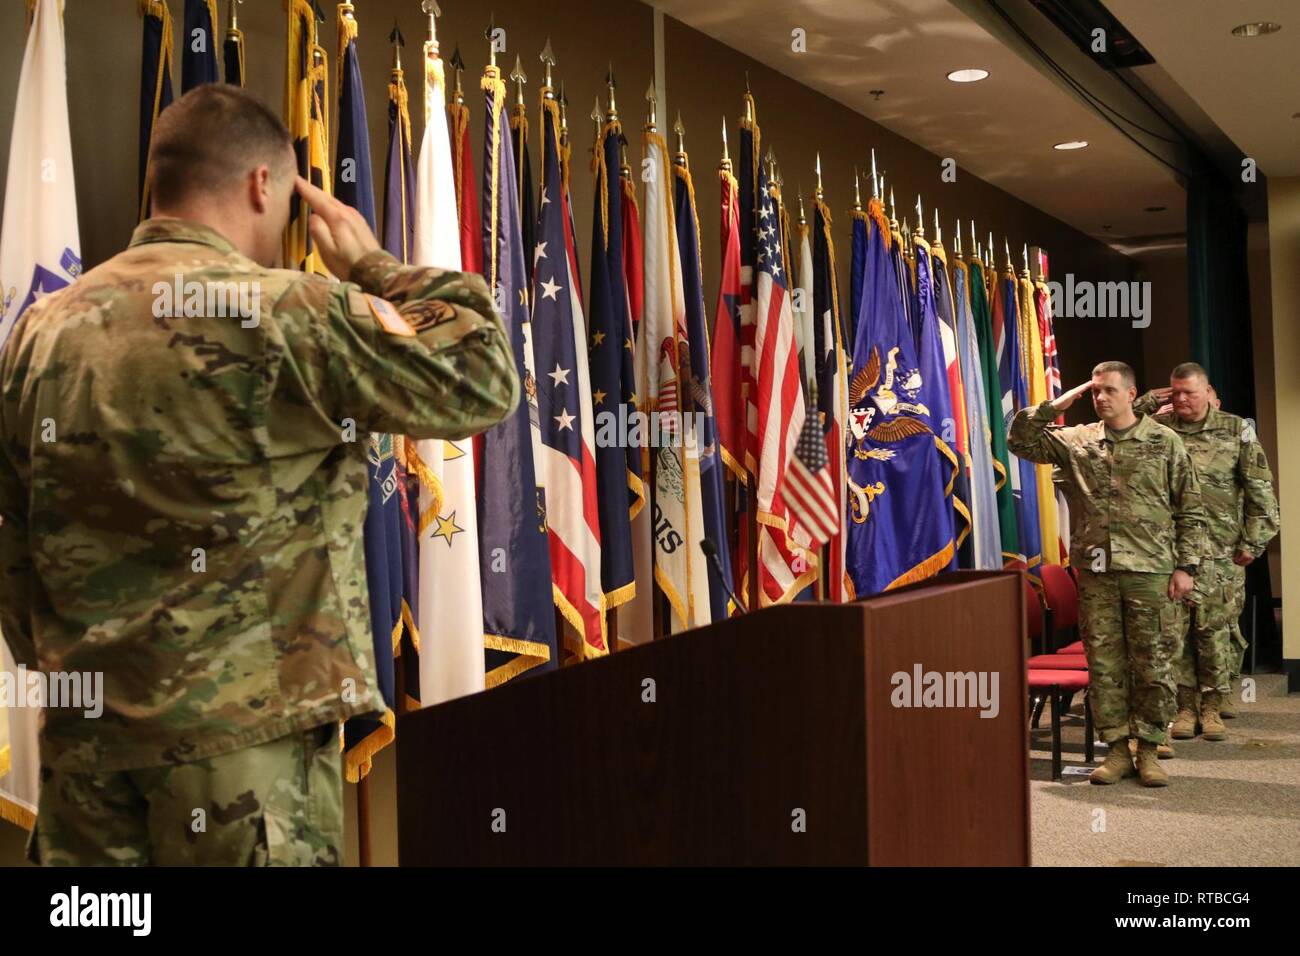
[784,408,839,547]
[752,163,816,598]
[532,95,606,656]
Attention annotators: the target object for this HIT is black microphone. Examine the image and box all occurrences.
[700,538,748,615]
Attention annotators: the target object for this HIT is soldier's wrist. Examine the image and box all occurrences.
[1035,400,1059,420]
[1176,564,1197,576]
[349,250,401,293]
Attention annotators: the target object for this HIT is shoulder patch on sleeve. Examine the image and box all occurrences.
[363,293,417,337]
[401,298,460,333]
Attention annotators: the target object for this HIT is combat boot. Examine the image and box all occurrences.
[1200,691,1227,741]
[1090,742,1136,785]
[1170,686,1198,739]
[1135,741,1169,787]
[1130,738,1176,759]
[1220,684,1239,719]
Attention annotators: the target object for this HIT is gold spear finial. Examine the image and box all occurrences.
[914,196,925,239]
[814,152,824,202]
[889,187,898,227]
[1003,236,1012,269]
[673,111,686,161]
[720,117,730,170]
[227,0,243,31]
[540,38,555,95]
[870,148,880,200]
[619,131,630,176]
[510,55,526,108]
[450,45,465,102]
[605,65,618,122]
[559,82,568,132]
[1022,242,1030,273]
[954,219,963,256]
[797,189,807,226]
[987,231,995,267]
[591,97,602,141]
[485,14,496,69]
[644,80,657,131]
[852,167,862,211]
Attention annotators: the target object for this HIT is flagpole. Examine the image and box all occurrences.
[642,76,665,642]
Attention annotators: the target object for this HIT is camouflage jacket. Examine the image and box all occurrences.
[1008,400,1205,573]
[1132,393,1279,559]
[0,219,519,771]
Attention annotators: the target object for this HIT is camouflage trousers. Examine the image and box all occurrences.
[28,724,343,866]
[1076,569,1180,745]
[1175,558,1246,693]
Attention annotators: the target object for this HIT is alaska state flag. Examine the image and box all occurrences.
[846,200,953,596]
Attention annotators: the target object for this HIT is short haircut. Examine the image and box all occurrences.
[148,85,294,209]
[1092,360,1135,389]
[1171,361,1209,383]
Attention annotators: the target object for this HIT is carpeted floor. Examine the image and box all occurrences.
[1030,673,1300,866]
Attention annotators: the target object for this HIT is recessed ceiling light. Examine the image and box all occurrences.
[1232,22,1281,37]
[1053,141,1089,150]
[1144,206,1167,213]
[947,69,989,83]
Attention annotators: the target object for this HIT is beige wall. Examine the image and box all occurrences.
[1266,177,1299,663]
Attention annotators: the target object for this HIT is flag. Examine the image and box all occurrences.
[181,0,219,92]
[711,142,746,484]
[951,251,1003,569]
[331,10,398,783]
[588,108,644,617]
[223,0,244,87]
[510,71,536,290]
[283,0,331,276]
[1018,267,1059,566]
[846,198,953,595]
[793,217,816,393]
[409,35,485,704]
[479,60,556,684]
[138,0,175,221]
[737,92,761,476]
[637,123,710,632]
[532,86,606,656]
[993,263,1039,568]
[812,197,851,600]
[968,255,1020,565]
[675,144,734,621]
[448,51,482,275]
[929,235,975,567]
[751,162,817,604]
[911,230,961,570]
[0,0,81,830]
[848,201,868,365]
[1036,276,1070,561]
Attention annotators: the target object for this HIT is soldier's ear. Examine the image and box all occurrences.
[248,164,274,215]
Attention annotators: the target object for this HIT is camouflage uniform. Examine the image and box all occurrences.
[1009,401,1205,745]
[1133,395,1279,692]
[0,219,519,864]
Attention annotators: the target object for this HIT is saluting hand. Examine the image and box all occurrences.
[1052,380,1093,412]
[295,176,381,280]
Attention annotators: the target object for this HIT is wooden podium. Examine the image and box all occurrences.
[396,570,1029,865]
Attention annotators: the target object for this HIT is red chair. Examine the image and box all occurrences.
[1027,669,1094,780]
[1025,653,1087,670]
[1024,575,1047,655]
[1040,564,1080,652]
[1057,640,1084,655]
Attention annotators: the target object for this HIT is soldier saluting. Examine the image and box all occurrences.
[0,86,520,865]
[1008,361,1205,787]
[1133,364,1279,740]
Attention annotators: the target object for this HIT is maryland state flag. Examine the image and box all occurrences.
[588,102,644,616]
[181,0,219,92]
[479,59,556,684]
[283,0,331,276]
[993,262,1039,569]
[846,198,953,595]
[968,254,1020,565]
[138,0,175,221]
[222,0,244,86]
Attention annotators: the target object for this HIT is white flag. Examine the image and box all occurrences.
[0,0,79,830]
[409,41,484,704]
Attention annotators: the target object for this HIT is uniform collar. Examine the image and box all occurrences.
[129,218,240,257]
[1106,413,1159,443]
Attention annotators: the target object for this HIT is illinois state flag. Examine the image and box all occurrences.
[0,0,81,830]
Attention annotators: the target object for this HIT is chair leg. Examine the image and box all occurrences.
[1031,693,1046,729]
[1084,689,1095,763]
[1050,686,1063,781]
